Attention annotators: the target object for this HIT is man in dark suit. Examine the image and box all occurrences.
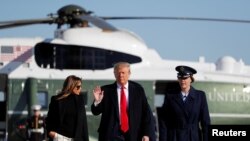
[91,62,155,141]
[161,65,210,141]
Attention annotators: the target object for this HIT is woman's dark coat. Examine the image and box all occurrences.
[46,94,89,141]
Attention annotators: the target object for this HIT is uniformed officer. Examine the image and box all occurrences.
[161,65,210,141]
[26,104,46,141]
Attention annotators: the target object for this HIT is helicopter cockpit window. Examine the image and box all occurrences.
[34,43,142,70]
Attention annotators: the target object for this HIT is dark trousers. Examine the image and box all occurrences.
[29,133,43,141]
[115,130,130,141]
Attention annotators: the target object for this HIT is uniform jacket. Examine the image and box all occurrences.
[162,86,210,141]
[91,81,155,141]
[26,115,46,141]
[46,94,89,141]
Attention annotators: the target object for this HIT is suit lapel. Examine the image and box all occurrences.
[75,94,83,138]
[110,83,120,120]
[173,93,184,109]
[172,93,190,119]
[57,98,64,125]
[128,82,135,129]
[184,87,196,119]
[128,82,134,118]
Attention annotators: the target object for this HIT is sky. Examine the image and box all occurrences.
[1,0,250,65]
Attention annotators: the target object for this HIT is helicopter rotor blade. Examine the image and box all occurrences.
[0,18,55,29]
[100,16,250,24]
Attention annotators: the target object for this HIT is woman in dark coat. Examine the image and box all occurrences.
[162,65,210,141]
[46,75,89,141]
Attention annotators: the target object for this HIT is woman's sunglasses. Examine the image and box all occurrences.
[76,85,82,90]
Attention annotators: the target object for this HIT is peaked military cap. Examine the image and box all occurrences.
[175,65,197,78]
[32,104,41,111]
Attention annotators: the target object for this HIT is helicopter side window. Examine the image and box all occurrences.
[37,91,48,109]
[34,43,142,70]
[1,46,14,54]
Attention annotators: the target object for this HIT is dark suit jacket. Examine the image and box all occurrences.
[46,94,89,141]
[161,86,210,141]
[91,81,155,141]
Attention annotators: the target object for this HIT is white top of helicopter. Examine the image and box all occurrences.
[50,27,148,57]
[1,26,250,85]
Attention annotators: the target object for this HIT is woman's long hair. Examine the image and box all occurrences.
[56,75,82,100]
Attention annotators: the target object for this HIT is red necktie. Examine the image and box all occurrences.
[120,86,129,132]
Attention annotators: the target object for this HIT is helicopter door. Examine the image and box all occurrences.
[0,74,7,141]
